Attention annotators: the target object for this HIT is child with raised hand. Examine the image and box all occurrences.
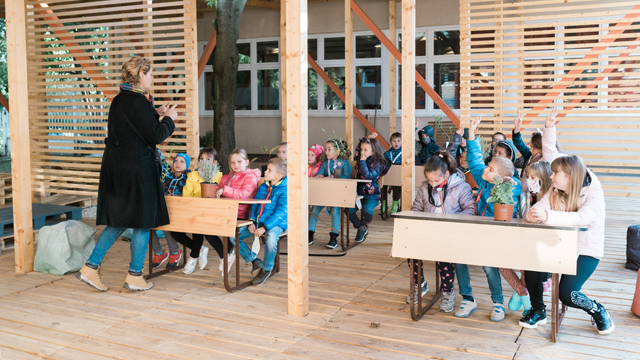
[409,151,476,311]
[446,127,471,173]
[520,111,613,335]
[416,125,441,164]
[350,136,390,243]
[308,139,352,248]
[454,116,522,322]
[382,132,402,214]
[183,147,222,197]
[150,153,189,270]
[484,131,507,165]
[308,144,325,177]
[233,158,287,286]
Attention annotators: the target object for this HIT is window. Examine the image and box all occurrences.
[434,63,460,109]
[356,35,381,59]
[398,64,426,110]
[356,66,381,109]
[257,41,279,63]
[398,32,427,56]
[257,70,279,110]
[469,65,494,109]
[324,67,345,110]
[434,31,460,55]
[324,37,345,60]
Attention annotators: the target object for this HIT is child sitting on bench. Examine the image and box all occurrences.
[382,132,402,214]
[234,158,287,286]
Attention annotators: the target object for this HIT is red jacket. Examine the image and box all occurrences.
[216,168,261,219]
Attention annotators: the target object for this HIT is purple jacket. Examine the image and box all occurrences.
[410,170,476,215]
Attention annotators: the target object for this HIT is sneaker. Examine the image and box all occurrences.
[439,291,456,313]
[218,257,224,272]
[251,259,262,277]
[406,281,429,304]
[123,273,154,291]
[75,265,108,292]
[491,303,506,322]
[308,231,315,245]
[166,250,182,269]
[198,246,209,270]
[591,302,615,335]
[543,278,551,295]
[455,299,477,317]
[391,200,399,214]
[152,251,168,269]
[252,268,272,286]
[521,294,532,312]
[226,251,236,273]
[183,257,198,274]
[519,308,547,329]
[326,232,339,249]
[508,292,523,311]
[354,225,368,243]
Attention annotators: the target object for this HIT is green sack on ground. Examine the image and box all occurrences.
[34,220,97,276]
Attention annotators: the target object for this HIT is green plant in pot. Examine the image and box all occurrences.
[487,175,517,221]
[199,159,221,198]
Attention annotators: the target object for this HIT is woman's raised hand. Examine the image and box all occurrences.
[514,110,523,133]
[545,108,559,129]
[157,103,170,116]
[165,104,178,120]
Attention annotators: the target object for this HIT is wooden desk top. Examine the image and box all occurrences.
[310,177,371,183]
[165,196,270,205]
[393,211,588,232]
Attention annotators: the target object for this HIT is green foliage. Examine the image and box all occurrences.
[0,20,7,102]
[206,0,216,8]
[434,115,454,143]
[487,176,517,205]
[200,159,221,184]
[321,128,349,158]
[200,130,215,148]
[251,145,278,164]
[477,134,491,162]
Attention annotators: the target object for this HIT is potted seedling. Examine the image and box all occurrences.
[199,159,221,198]
[487,175,517,221]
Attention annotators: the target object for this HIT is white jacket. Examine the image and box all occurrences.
[531,126,606,259]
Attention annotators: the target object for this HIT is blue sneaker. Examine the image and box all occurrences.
[354,225,368,243]
[491,303,506,322]
[455,299,477,317]
[508,292,523,311]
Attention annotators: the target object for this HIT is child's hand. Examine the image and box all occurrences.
[514,110,523,133]
[468,117,481,140]
[415,118,421,129]
[528,207,547,223]
[456,127,464,136]
[367,133,378,139]
[248,224,256,234]
[545,108,558,129]
[254,227,266,237]
[328,175,334,178]
[215,188,224,198]
[315,174,324,178]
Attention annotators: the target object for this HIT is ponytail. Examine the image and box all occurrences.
[424,151,457,177]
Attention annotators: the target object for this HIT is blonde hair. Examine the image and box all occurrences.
[121,56,151,86]
[269,158,287,177]
[550,155,587,212]
[526,161,552,197]
[229,148,249,165]
[490,157,515,178]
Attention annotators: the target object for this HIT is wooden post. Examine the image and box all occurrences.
[345,0,354,155]
[280,0,287,141]
[186,0,200,156]
[286,0,309,317]
[389,1,397,136]
[7,0,35,273]
[401,0,415,211]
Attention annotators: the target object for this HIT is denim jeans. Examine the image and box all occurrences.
[231,225,284,272]
[455,264,504,304]
[349,199,379,228]
[87,226,150,273]
[151,231,179,255]
[309,206,340,234]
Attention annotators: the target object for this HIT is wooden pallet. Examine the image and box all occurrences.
[38,194,96,208]
[0,203,82,238]
[0,229,40,252]
[0,172,12,205]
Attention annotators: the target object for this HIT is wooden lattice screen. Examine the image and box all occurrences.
[460,0,640,197]
[26,0,198,196]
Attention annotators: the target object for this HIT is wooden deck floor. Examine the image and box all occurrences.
[0,197,638,360]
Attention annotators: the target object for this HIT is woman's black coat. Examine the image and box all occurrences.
[96,90,176,229]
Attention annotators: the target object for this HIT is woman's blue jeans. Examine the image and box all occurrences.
[87,226,150,273]
[309,206,340,234]
[456,264,504,304]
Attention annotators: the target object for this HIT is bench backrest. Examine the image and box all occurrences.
[392,215,579,274]
[155,196,239,237]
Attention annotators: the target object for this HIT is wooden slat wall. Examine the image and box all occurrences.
[460,0,640,198]
[25,0,198,196]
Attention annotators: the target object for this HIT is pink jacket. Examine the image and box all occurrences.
[216,168,261,219]
[531,126,606,259]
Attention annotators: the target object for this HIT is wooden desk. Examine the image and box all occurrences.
[379,165,426,219]
[147,196,270,293]
[391,211,587,342]
[309,178,370,251]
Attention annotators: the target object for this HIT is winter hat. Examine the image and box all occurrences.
[308,144,324,159]
[173,152,191,169]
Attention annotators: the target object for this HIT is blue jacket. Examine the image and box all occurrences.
[316,159,352,179]
[416,126,441,164]
[250,177,288,231]
[467,138,521,217]
[163,169,190,196]
[355,156,390,200]
[384,147,402,164]
[512,131,532,174]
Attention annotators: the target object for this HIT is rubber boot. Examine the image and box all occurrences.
[379,200,387,215]
[391,200,400,213]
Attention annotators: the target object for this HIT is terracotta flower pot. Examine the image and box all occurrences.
[493,203,514,221]
[201,183,217,198]
[464,171,478,190]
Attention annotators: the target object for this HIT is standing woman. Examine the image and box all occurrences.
[76,56,177,292]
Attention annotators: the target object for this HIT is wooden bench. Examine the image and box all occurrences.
[309,178,371,251]
[379,165,426,220]
[392,211,586,342]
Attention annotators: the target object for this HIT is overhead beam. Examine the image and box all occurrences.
[7,0,35,273]
[401,0,415,211]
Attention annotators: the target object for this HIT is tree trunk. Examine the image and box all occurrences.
[212,0,246,173]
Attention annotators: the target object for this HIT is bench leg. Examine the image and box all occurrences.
[222,227,253,293]
[409,259,442,322]
[550,273,566,342]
